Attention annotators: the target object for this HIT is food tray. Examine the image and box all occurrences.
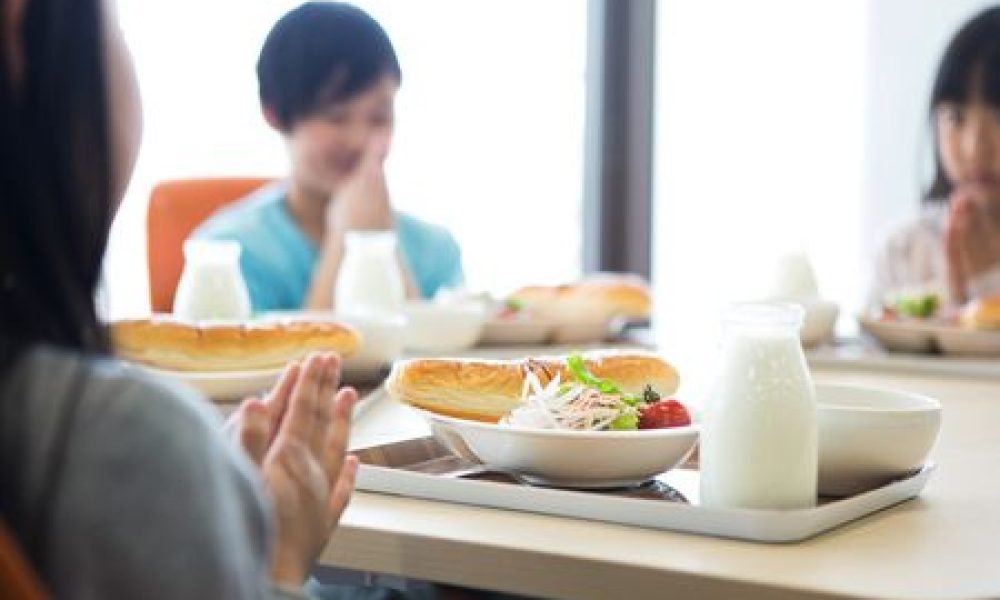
[859,316,1000,357]
[355,436,934,543]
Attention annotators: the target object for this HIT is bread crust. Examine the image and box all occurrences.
[509,276,651,322]
[961,296,1000,330]
[387,351,679,423]
[111,317,361,371]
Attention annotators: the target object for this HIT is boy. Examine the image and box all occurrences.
[194,2,463,311]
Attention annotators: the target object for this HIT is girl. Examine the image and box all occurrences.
[872,7,1000,309]
[0,0,359,597]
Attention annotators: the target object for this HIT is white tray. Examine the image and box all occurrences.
[807,339,1000,379]
[355,437,934,543]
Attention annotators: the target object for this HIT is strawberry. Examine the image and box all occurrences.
[638,398,691,429]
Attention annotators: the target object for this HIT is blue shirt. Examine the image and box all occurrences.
[192,183,464,311]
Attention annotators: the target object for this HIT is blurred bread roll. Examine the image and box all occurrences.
[387,351,678,423]
[508,275,651,323]
[960,296,1000,330]
[111,317,360,371]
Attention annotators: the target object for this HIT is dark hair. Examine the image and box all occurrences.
[926,6,1000,202]
[257,2,401,130]
[0,0,113,371]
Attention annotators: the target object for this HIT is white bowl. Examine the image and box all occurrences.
[817,383,941,496]
[336,312,406,383]
[404,301,486,352]
[799,299,839,348]
[259,310,404,384]
[858,315,937,353]
[419,409,700,488]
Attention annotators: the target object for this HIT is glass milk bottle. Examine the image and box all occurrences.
[334,230,405,317]
[172,240,251,321]
[700,303,817,510]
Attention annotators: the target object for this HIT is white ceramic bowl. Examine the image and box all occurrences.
[404,301,486,352]
[799,299,839,348]
[420,410,700,488]
[336,312,406,383]
[817,383,941,496]
[858,315,937,353]
[259,310,404,384]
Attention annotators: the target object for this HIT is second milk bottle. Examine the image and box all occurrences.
[700,302,817,510]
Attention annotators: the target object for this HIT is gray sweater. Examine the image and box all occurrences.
[0,346,308,599]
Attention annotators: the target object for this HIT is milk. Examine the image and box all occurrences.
[700,303,817,510]
[173,240,251,321]
[334,230,405,317]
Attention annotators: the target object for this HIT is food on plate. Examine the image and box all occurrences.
[507,275,652,323]
[386,351,681,427]
[111,316,360,371]
[960,295,1000,330]
[893,291,940,319]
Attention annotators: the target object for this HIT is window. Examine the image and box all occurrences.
[106,0,587,317]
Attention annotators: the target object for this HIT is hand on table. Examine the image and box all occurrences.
[231,353,359,586]
[326,133,394,238]
[944,187,1000,304]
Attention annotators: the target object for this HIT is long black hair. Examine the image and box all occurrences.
[926,6,1000,203]
[0,0,113,372]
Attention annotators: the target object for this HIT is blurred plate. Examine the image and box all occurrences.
[858,316,937,353]
[479,317,554,346]
[143,366,282,402]
[935,327,1000,356]
[550,319,613,345]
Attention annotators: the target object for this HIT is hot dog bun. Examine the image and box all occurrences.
[111,317,361,372]
[961,295,1000,330]
[387,351,678,423]
[509,275,651,323]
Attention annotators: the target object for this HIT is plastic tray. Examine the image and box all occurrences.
[355,436,934,543]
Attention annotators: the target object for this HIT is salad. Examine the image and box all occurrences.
[502,354,691,431]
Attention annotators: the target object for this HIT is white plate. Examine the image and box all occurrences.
[143,366,282,402]
[418,409,699,489]
[935,327,1000,356]
[478,317,554,346]
[858,316,938,353]
[549,319,612,345]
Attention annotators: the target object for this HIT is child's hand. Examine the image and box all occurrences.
[325,133,394,237]
[944,187,1000,303]
[232,354,359,587]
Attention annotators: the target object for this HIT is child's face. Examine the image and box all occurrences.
[285,74,397,195]
[936,96,1000,203]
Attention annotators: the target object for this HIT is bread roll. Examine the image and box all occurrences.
[387,351,678,423]
[111,317,360,371]
[509,275,651,323]
[960,296,1000,330]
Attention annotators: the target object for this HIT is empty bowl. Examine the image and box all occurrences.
[817,383,941,496]
[403,300,486,352]
[799,299,839,348]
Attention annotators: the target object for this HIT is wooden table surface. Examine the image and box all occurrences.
[318,360,1000,600]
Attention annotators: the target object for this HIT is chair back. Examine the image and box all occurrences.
[147,178,272,312]
[0,520,48,600]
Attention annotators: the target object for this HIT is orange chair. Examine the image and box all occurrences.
[0,520,47,600]
[147,178,272,313]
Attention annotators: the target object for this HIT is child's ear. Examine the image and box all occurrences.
[261,105,284,132]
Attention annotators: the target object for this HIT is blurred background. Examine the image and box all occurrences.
[105,0,997,361]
